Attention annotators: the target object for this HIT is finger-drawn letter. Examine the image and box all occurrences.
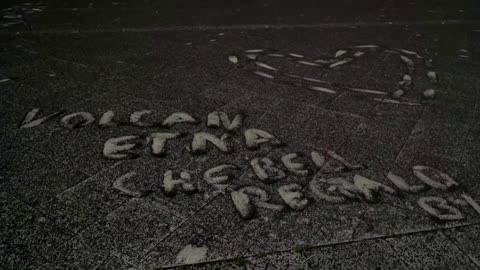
[244,129,283,150]
[207,112,244,131]
[251,157,286,184]
[20,108,64,128]
[281,153,310,176]
[353,174,396,202]
[413,166,458,191]
[191,132,231,154]
[103,135,141,159]
[418,196,464,221]
[278,184,309,210]
[61,112,95,128]
[162,112,197,127]
[162,170,197,196]
[150,132,179,156]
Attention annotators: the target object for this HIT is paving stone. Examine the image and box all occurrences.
[0,49,39,80]
[371,101,424,120]
[351,202,439,240]
[0,193,73,270]
[175,250,307,270]
[336,116,417,181]
[19,33,175,83]
[252,100,361,150]
[37,158,162,233]
[23,92,184,175]
[444,224,480,267]
[0,192,38,239]
[218,147,362,252]
[142,128,277,220]
[74,197,184,267]
[447,122,480,224]
[0,80,22,108]
[147,156,245,220]
[96,253,139,270]
[389,155,478,230]
[0,148,88,206]
[421,74,479,123]
[0,99,66,152]
[137,194,276,269]
[2,57,102,110]
[246,200,362,254]
[200,67,273,104]
[304,238,409,270]
[397,116,472,162]
[39,237,107,270]
[329,91,380,117]
[386,231,479,270]
[1,12,480,270]
[4,90,186,171]
[29,128,120,176]
[214,94,283,128]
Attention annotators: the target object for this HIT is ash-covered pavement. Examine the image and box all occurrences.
[1,1,480,269]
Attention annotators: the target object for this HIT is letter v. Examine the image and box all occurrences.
[19,108,65,129]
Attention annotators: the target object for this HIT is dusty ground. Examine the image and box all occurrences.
[1,1,480,269]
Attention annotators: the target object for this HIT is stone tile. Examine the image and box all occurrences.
[351,201,439,240]
[141,129,277,220]
[0,99,66,151]
[142,31,232,90]
[247,201,362,254]
[22,33,175,83]
[336,116,417,180]
[145,93,227,132]
[97,253,138,270]
[0,100,23,150]
[328,91,379,117]
[0,49,40,80]
[304,238,409,270]
[1,83,62,110]
[386,231,479,269]
[38,159,157,233]
[421,74,479,124]
[4,56,102,110]
[371,102,424,121]
[200,67,272,104]
[147,153,249,220]
[389,150,479,229]
[77,197,184,266]
[445,225,480,267]
[253,100,361,150]
[0,80,22,107]
[0,148,88,206]
[267,81,339,108]
[1,23,479,270]
[447,125,480,224]
[137,195,274,269]
[29,127,120,176]
[211,94,281,129]
[396,116,472,163]
[242,167,436,251]
[219,149,359,252]
[0,192,38,238]
[22,91,179,175]
[21,90,228,176]
[177,250,307,270]
[28,32,229,99]
[0,199,73,270]
[40,237,107,270]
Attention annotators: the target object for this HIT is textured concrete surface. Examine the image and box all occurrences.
[1,1,480,269]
